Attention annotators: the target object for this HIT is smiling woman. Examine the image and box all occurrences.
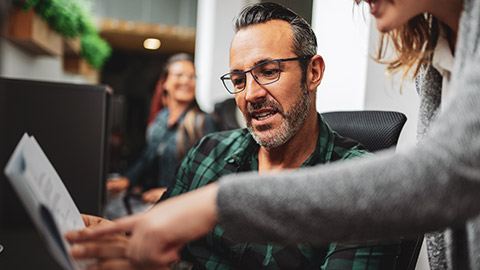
[106,53,218,211]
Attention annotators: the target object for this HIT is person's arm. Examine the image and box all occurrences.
[122,146,156,190]
[73,138,213,266]
[68,230,166,270]
[69,184,219,267]
[66,215,141,270]
[70,3,480,265]
[106,176,131,197]
[217,2,480,244]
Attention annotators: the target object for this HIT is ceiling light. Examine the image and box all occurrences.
[143,38,161,50]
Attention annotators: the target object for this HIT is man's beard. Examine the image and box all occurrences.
[246,85,310,148]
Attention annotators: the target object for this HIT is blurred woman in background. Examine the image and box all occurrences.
[107,53,218,207]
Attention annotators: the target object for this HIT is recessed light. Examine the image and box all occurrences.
[143,38,161,50]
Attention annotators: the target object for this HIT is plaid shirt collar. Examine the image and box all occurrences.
[224,113,336,171]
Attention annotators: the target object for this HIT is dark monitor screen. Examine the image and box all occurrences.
[0,77,110,269]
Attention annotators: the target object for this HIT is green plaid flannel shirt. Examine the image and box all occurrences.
[161,114,401,270]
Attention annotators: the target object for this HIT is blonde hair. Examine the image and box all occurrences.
[375,13,439,81]
[176,102,205,160]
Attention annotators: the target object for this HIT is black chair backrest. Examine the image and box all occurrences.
[321,110,407,152]
[322,110,421,270]
[213,98,240,131]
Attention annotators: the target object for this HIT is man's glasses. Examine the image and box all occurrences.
[220,56,311,94]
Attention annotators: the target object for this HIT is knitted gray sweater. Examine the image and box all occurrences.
[217,0,480,269]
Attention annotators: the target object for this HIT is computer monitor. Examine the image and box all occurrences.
[0,77,110,269]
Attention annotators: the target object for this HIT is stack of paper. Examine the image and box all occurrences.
[4,133,88,270]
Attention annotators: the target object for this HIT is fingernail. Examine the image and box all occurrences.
[71,244,85,257]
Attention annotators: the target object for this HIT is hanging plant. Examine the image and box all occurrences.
[22,0,112,69]
[81,32,111,69]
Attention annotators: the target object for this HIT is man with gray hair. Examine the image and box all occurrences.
[67,2,401,269]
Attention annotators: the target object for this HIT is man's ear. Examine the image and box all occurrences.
[307,55,325,91]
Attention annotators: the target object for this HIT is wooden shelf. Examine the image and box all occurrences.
[64,37,81,56]
[4,8,63,56]
[64,55,99,83]
[64,55,90,74]
[97,18,195,54]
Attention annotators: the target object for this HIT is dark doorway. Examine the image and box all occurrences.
[100,50,171,174]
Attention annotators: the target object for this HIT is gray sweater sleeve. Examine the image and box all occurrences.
[217,0,480,245]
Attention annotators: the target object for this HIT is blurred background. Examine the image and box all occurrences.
[0,0,419,178]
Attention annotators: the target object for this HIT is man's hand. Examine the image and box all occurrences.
[67,215,170,270]
[68,232,168,270]
[79,183,220,267]
[106,176,130,197]
[142,188,167,204]
[67,215,129,268]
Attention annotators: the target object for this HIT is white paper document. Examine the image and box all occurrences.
[4,133,88,270]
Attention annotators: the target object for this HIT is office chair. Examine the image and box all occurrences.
[213,102,409,151]
[213,98,241,130]
[321,110,407,152]
[321,110,421,270]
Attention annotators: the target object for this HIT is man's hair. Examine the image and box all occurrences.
[234,2,317,83]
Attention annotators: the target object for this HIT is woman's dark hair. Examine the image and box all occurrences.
[233,2,317,83]
[159,53,195,82]
[147,53,196,125]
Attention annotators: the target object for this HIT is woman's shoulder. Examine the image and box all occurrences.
[154,108,169,121]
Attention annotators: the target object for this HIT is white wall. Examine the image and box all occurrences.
[0,38,90,84]
[312,0,370,113]
[195,0,258,113]
[312,0,419,151]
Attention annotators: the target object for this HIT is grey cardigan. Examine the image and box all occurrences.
[217,0,480,269]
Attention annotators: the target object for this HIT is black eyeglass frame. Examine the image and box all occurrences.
[220,56,312,94]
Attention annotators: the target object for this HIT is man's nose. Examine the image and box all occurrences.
[244,72,267,102]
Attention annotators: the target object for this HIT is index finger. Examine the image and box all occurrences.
[83,214,140,238]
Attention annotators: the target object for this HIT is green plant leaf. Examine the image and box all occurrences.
[22,0,112,68]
